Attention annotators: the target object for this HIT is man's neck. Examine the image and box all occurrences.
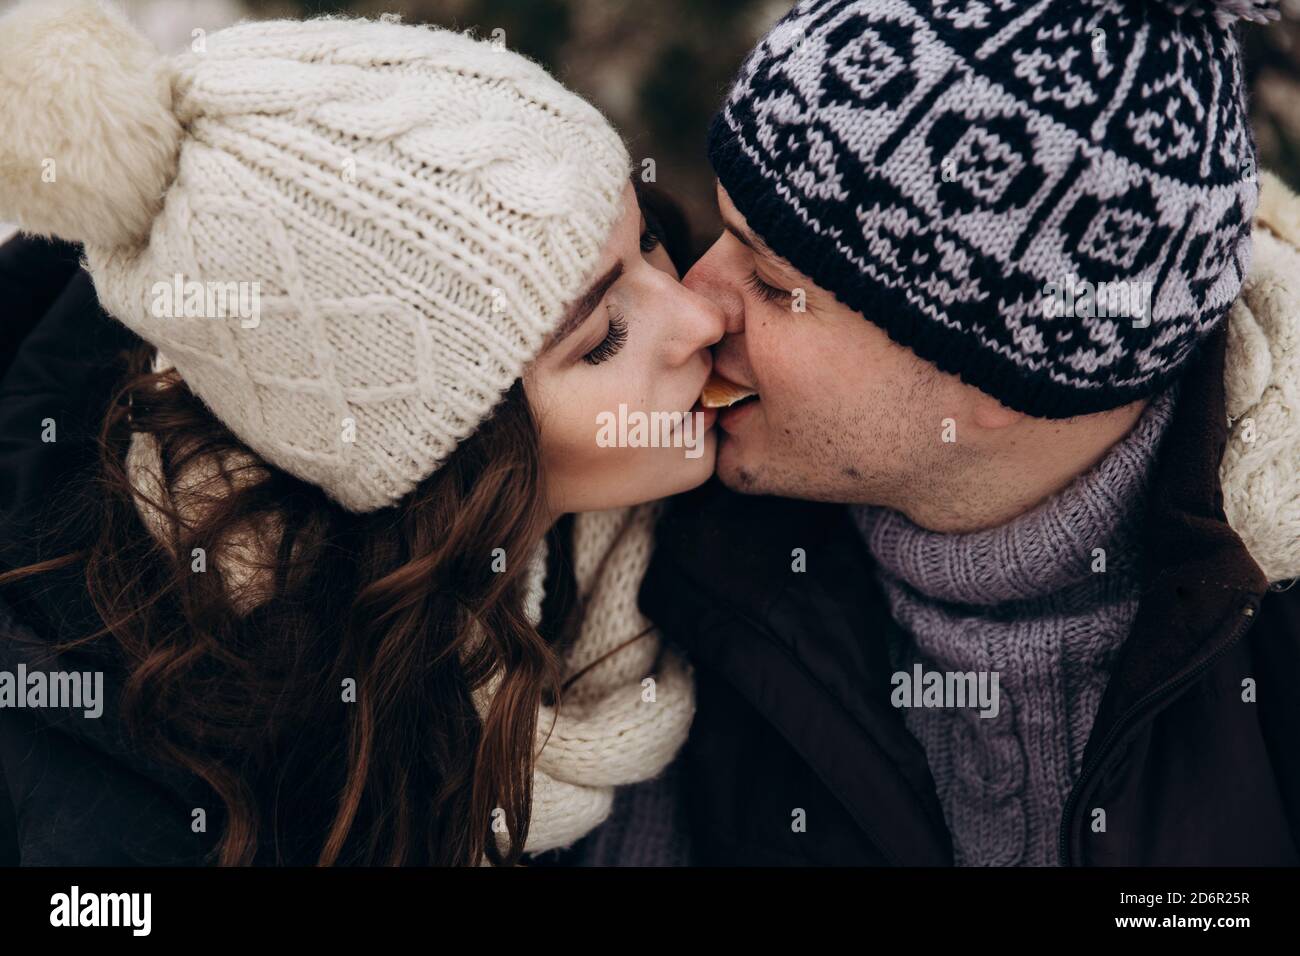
[898,399,1150,534]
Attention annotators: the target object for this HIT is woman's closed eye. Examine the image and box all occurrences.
[582,304,628,366]
[578,211,663,367]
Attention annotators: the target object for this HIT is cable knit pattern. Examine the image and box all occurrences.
[126,430,692,864]
[1,2,689,866]
[1221,172,1300,585]
[0,5,630,513]
[850,380,1181,866]
[486,502,695,858]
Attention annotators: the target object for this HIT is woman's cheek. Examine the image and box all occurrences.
[555,389,624,480]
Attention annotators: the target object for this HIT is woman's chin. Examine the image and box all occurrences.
[648,430,718,499]
[571,434,719,512]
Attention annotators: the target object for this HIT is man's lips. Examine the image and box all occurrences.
[699,370,759,409]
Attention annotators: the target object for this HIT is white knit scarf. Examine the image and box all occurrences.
[124,431,695,863]
[485,503,694,859]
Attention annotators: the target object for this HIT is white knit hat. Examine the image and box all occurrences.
[0,0,630,511]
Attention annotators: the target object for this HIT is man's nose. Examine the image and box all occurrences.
[684,236,746,336]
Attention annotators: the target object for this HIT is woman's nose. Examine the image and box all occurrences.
[666,280,726,364]
[684,236,746,336]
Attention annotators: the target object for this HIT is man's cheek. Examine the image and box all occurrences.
[766,372,819,422]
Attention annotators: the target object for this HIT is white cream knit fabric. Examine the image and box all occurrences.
[0,3,631,512]
[491,503,695,859]
[1221,171,1300,585]
[125,434,694,863]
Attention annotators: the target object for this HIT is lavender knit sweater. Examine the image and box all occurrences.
[850,381,1181,866]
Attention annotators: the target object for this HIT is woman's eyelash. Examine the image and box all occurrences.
[582,306,628,366]
[745,270,790,304]
[639,227,662,255]
[640,204,665,254]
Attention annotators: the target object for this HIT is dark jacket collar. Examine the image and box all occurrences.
[1086,317,1269,738]
[641,319,1270,865]
[643,482,955,863]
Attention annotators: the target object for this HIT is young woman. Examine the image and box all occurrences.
[0,4,723,866]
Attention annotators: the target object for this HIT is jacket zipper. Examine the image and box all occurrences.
[1057,598,1260,866]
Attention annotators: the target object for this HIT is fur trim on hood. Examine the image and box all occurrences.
[1221,171,1300,585]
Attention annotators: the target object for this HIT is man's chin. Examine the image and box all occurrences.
[715,438,767,495]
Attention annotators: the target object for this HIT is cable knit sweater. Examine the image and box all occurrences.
[850,380,1181,866]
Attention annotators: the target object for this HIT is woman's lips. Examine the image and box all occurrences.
[700,371,760,434]
[689,400,719,432]
[700,371,758,408]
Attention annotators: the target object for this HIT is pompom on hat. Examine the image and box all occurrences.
[0,0,630,511]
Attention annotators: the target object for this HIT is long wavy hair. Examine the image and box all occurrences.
[0,181,692,867]
[1,342,570,866]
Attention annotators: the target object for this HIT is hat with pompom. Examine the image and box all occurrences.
[0,0,630,511]
[708,0,1278,418]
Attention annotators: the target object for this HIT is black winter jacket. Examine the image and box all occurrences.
[639,319,1300,867]
[0,235,664,866]
[2,232,1298,867]
[0,236,217,865]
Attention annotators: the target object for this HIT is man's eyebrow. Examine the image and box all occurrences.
[546,262,624,348]
[723,213,818,310]
[721,218,780,263]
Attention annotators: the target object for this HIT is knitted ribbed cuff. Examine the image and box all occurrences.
[706,111,1228,420]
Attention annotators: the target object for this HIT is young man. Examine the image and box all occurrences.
[641,0,1300,865]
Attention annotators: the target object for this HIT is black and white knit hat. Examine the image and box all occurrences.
[709,0,1278,418]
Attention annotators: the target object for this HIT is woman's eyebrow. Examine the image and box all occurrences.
[546,261,624,348]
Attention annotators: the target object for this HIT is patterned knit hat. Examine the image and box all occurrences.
[709,0,1278,418]
[0,0,629,511]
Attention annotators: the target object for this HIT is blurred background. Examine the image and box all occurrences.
[2,0,1299,255]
